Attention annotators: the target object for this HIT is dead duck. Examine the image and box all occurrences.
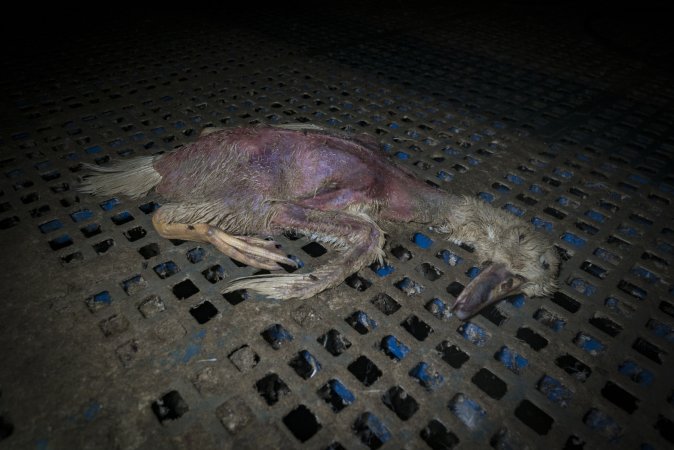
[80,124,559,319]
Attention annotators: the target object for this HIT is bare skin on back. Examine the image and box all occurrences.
[81,124,559,319]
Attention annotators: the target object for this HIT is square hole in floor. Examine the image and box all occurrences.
[111,211,134,225]
[202,264,225,283]
[348,355,382,387]
[223,290,249,305]
[215,396,253,435]
[353,412,391,449]
[189,301,218,324]
[345,274,372,291]
[186,247,206,263]
[317,379,355,412]
[283,404,322,442]
[289,350,322,379]
[255,373,290,406]
[382,386,419,421]
[317,329,352,356]
[172,279,199,300]
[420,419,459,449]
[152,390,189,423]
[80,223,101,238]
[370,293,401,315]
[154,261,180,279]
[346,310,378,334]
[228,345,260,373]
[92,238,114,254]
[138,295,165,318]
[261,324,294,350]
[138,243,160,259]
[471,368,507,400]
[302,241,327,257]
[123,225,146,242]
[401,315,434,341]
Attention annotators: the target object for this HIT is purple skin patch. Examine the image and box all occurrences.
[451,263,525,320]
[154,127,439,225]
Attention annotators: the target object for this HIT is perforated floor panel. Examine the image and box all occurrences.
[1,3,673,449]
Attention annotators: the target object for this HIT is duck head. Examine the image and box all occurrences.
[450,219,560,320]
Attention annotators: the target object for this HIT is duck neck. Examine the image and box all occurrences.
[381,182,495,250]
[423,193,500,253]
[415,188,463,224]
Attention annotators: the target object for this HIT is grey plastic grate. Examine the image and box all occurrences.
[1,5,673,450]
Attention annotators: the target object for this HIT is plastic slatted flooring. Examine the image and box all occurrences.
[1,6,673,450]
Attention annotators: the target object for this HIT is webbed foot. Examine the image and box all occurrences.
[151,212,297,270]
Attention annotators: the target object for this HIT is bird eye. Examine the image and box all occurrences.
[518,233,526,243]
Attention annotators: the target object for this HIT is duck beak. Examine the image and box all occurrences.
[451,263,525,320]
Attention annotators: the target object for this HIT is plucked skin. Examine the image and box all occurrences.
[81,124,559,318]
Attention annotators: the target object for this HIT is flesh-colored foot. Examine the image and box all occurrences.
[151,215,296,270]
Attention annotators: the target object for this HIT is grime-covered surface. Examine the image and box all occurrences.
[1,2,673,449]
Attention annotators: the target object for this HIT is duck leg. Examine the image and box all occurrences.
[223,204,385,300]
[151,205,297,270]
